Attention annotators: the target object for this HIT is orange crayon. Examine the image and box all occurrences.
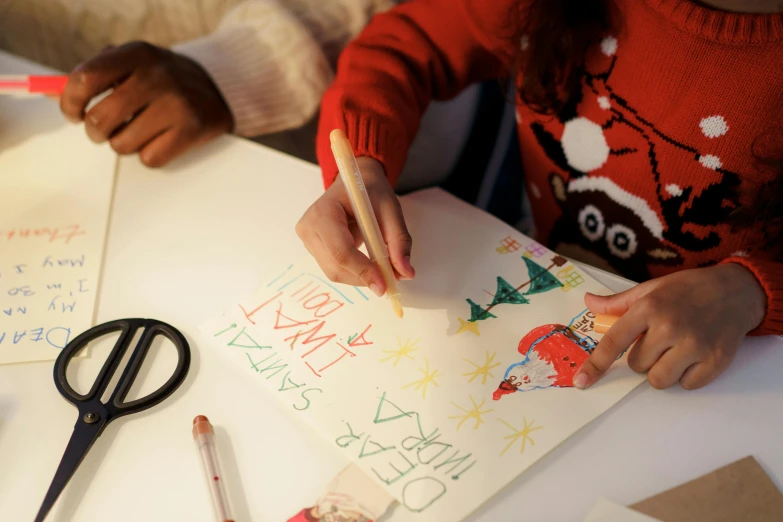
[593,313,620,334]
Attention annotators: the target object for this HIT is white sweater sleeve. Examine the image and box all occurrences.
[172,0,395,138]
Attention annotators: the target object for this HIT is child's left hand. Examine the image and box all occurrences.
[573,263,767,391]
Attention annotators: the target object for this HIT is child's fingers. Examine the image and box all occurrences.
[108,102,168,156]
[313,216,386,296]
[677,362,717,391]
[296,185,387,293]
[646,346,699,389]
[350,156,413,280]
[316,232,382,293]
[377,196,414,280]
[138,127,193,168]
[574,307,648,389]
[61,47,138,123]
[626,327,674,373]
[298,228,364,288]
[83,74,151,143]
[585,280,655,316]
[678,344,736,390]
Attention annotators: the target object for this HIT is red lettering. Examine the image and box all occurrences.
[304,361,321,377]
[239,292,282,325]
[0,225,86,243]
[303,293,330,309]
[273,302,317,330]
[290,281,316,300]
[348,324,374,347]
[317,342,356,373]
[303,293,345,318]
[51,224,86,244]
[285,321,336,356]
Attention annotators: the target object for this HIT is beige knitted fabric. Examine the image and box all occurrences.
[0,0,397,137]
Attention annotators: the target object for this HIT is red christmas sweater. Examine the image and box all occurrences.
[316,0,783,336]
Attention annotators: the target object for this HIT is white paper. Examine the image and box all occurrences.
[0,97,116,364]
[199,188,646,520]
[584,498,662,522]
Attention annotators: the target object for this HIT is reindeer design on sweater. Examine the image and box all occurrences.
[530,37,742,281]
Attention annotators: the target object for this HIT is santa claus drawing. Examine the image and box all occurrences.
[493,324,597,400]
[288,465,393,522]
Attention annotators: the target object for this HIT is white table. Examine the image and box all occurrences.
[1,50,781,522]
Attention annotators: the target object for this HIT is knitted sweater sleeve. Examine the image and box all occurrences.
[316,0,520,188]
[721,256,783,336]
[173,0,393,138]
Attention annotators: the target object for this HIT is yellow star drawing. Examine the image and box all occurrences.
[449,396,494,430]
[456,317,481,336]
[380,337,420,366]
[498,417,543,456]
[462,351,501,385]
[402,357,441,398]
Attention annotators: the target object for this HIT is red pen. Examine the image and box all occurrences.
[193,416,234,522]
[0,75,68,95]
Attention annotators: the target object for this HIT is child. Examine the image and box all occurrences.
[0,0,399,166]
[296,0,783,391]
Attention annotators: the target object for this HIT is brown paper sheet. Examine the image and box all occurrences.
[631,456,783,522]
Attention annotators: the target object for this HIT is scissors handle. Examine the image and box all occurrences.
[37,319,190,522]
[54,318,190,418]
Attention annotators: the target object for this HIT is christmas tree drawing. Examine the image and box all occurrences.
[456,255,568,336]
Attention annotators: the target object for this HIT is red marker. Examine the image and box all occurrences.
[193,416,234,522]
[0,75,68,95]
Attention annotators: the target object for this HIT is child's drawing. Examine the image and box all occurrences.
[461,351,501,384]
[380,337,419,366]
[201,192,648,521]
[402,357,441,398]
[495,236,522,254]
[493,318,598,400]
[288,496,370,522]
[521,241,547,259]
[449,395,494,430]
[287,465,394,522]
[557,264,586,292]
[498,417,543,456]
[456,255,568,336]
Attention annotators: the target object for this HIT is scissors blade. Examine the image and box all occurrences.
[35,415,105,522]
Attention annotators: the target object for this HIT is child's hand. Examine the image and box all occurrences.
[296,157,415,296]
[60,41,233,167]
[574,263,767,391]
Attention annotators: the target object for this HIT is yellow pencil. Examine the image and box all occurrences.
[330,129,403,318]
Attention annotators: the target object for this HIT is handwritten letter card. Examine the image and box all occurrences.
[0,101,116,364]
[200,189,646,520]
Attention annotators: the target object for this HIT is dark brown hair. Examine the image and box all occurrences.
[515,0,782,258]
[515,0,616,115]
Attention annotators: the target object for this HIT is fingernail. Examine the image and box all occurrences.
[369,283,384,297]
[573,373,588,389]
[402,256,415,278]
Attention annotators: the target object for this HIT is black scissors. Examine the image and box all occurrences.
[35,318,191,522]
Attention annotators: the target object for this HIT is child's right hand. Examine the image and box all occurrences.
[296,157,415,297]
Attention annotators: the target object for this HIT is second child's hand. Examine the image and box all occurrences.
[574,264,766,390]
